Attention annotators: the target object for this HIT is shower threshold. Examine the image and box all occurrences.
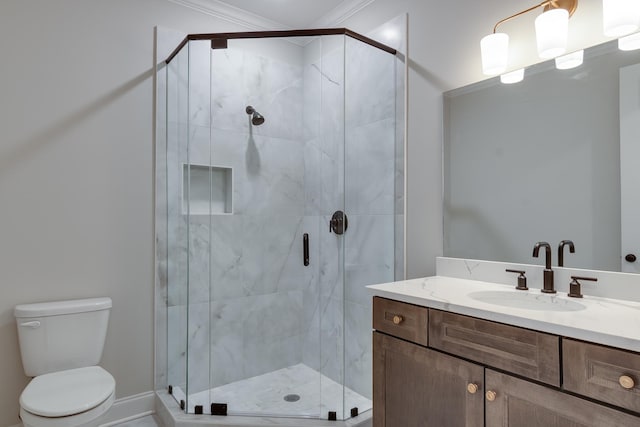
[156,364,372,426]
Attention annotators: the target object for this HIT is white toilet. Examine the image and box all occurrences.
[15,297,115,427]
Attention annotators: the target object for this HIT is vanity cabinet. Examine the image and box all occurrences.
[372,297,640,426]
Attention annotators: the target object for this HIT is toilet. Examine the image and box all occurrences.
[15,298,115,427]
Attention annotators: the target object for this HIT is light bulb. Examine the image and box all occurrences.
[535,9,569,59]
[555,50,584,69]
[481,33,509,75]
[500,68,525,84]
[619,32,640,50]
[603,0,640,37]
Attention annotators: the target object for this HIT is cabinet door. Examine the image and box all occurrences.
[373,332,483,427]
[485,369,640,427]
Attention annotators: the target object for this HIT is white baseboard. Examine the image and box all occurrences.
[95,391,155,426]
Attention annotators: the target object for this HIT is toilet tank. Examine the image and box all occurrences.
[14,297,112,377]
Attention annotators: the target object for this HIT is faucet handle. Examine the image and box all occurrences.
[506,269,528,291]
[568,276,597,298]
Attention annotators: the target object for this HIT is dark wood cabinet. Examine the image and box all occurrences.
[373,332,483,427]
[373,296,428,346]
[372,297,640,427]
[429,309,560,386]
[485,369,640,427]
[563,338,640,414]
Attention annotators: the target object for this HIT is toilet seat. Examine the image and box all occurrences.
[20,366,115,427]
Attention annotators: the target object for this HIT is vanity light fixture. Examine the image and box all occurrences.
[555,49,584,69]
[500,68,525,84]
[618,31,640,50]
[480,0,578,75]
[603,0,640,37]
[481,0,640,76]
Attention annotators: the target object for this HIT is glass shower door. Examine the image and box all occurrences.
[203,35,338,418]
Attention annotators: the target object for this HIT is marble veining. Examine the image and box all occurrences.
[437,256,640,302]
[368,275,640,352]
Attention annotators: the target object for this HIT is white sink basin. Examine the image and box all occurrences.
[468,290,586,312]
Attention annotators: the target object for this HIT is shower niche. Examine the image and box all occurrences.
[182,164,233,215]
[156,26,405,424]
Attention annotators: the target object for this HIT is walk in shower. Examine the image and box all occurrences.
[155,27,404,422]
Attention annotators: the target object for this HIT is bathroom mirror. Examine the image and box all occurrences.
[443,39,640,273]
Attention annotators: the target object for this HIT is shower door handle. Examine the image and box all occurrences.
[303,233,310,266]
[329,211,348,235]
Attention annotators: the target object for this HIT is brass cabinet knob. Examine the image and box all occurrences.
[486,390,497,401]
[467,383,479,394]
[619,375,635,390]
[392,315,404,325]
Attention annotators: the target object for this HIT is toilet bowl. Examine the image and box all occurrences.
[15,298,115,427]
[19,366,115,427]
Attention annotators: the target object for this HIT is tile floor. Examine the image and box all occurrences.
[112,364,370,426]
[176,363,371,418]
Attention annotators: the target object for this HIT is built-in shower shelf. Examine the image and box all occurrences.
[182,164,233,215]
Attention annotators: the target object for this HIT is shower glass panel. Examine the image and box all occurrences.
[343,36,398,419]
[162,29,401,421]
[165,44,189,406]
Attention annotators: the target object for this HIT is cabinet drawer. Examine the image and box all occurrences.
[429,309,560,386]
[563,339,640,414]
[373,297,428,346]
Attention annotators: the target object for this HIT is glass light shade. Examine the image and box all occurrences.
[481,33,509,75]
[603,0,640,37]
[535,9,569,59]
[619,32,640,50]
[500,68,525,84]
[555,50,584,69]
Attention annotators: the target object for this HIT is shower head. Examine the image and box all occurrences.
[245,105,265,126]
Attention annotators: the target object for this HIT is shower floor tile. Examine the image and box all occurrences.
[184,363,372,418]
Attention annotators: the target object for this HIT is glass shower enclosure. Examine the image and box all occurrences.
[157,28,404,421]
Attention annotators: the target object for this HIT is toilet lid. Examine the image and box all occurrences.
[20,366,115,417]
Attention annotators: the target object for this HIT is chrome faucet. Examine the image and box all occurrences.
[533,242,556,294]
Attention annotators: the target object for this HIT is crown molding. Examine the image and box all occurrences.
[313,0,377,27]
[167,0,290,31]
[167,0,377,30]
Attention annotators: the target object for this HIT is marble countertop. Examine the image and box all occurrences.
[367,276,640,352]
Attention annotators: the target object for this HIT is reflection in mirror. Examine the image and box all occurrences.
[443,39,640,273]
